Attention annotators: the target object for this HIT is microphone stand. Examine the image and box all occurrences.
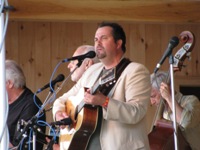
[37,60,82,118]
[44,61,81,105]
[169,54,178,150]
[14,116,38,150]
[43,85,56,104]
[29,87,56,150]
[33,131,36,150]
[44,60,83,150]
[42,60,83,150]
[16,59,82,150]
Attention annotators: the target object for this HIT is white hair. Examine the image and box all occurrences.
[78,45,99,64]
[5,60,26,88]
[151,71,168,90]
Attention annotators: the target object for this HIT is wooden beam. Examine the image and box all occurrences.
[7,0,200,23]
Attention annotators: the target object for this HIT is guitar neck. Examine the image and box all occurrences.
[76,84,99,115]
[75,69,115,116]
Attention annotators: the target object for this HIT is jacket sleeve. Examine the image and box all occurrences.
[103,63,151,124]
[179,95,200,129]
[52,63,103,120]
[52,82,82,120]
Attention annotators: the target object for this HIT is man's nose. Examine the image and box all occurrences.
[67,62,73,69]
[150,99,156,105]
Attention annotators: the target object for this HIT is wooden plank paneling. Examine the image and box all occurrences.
[128,24,146,64]
[50,22,75,96]
[4,0,200,136]
[193,26,200,76]
[6,21,19,61]
[82,22,98,45]
[6,22,200,91]
[34,22,51,99]
[7,0,200,23]
[18,22,36,89]
[33,22,52,124]
[5,21,200,127]
[145,24,162,73]
[50,22,84,96]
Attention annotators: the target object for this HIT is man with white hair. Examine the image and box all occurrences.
[47,45,99,150]
[6,59,46,150]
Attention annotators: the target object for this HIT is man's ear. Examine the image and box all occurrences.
[7,80,14,88]
[117,39,122,49]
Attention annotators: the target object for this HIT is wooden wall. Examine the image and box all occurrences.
[5,21,200,131]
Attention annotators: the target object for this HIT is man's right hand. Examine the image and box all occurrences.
[55,111,69,129]
[46,137,60,150]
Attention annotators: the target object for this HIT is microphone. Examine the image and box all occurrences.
[154,36,179,73]
[62,51,96,62]
[36,74,65,93]
[50,118,72,126]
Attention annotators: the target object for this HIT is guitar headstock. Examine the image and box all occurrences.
[99,68,116,86]
[173,31,195,72]
[98,68,116,95]
[90,68,116,95]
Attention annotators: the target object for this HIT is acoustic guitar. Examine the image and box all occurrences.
[59,68,116,150]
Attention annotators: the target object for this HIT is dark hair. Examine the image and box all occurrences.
[98,22,126,53]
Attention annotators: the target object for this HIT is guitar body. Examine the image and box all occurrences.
[59,66,117,150]
[148,119,191,150]
[59,99,99,150]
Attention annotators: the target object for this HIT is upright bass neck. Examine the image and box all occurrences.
[149,71,171,131]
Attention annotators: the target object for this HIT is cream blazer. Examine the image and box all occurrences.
[53,61,151,150]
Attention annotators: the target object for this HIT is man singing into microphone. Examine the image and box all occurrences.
[67,45,99,83]
[52,22,151,150]
[47,45,99,150]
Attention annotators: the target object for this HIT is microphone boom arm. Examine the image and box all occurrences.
[44,64,80,105]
